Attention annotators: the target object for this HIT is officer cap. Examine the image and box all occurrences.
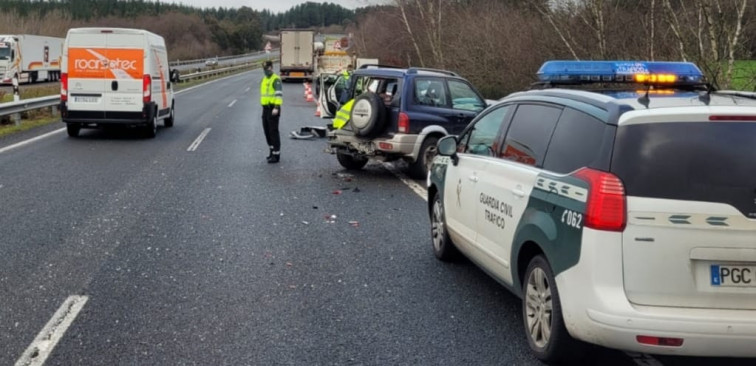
[263,61,273,69]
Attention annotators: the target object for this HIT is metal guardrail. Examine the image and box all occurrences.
[0,62,268,118]
[168,50,276,67]
[0,95,59,117]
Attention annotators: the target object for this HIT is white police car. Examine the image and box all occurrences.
[427,60,756,363]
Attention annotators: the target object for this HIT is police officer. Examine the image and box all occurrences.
[338,64,353,104]
[260,60,283,163]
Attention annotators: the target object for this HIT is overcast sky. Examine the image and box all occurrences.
[169,0,386,13]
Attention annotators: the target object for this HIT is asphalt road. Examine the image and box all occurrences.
[0,70,753,365]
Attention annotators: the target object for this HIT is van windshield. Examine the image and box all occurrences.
[612,121,756,218]
[0,46,10,60]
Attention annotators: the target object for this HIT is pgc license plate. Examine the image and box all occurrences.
[74,96,99,103]
[711,265,756,287]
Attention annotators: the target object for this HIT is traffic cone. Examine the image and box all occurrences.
[315,104,321,117]
[306,90,314,102]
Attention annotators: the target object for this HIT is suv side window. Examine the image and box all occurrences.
[414,77,448,107]
[543,108,606,173]
[458,105,511,156]
[448,79,485,112]
[500,104,561,167]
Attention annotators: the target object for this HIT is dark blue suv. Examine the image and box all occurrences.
[326,65,487,179]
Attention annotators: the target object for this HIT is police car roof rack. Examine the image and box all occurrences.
[406,67,459,77]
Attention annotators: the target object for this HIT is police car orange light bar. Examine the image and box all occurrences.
[634,74,677,83]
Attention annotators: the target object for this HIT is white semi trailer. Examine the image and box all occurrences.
[0,34,63,84]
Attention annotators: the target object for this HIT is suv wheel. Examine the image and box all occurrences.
[350,92,386,137]
[408,136,439,179]
[523,255,585,363]
[336,153,368,170]
[431,193,459,261]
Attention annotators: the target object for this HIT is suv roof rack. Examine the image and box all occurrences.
[406,67,459,77]
[358,64,404,70]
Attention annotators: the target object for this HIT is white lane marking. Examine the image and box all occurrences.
[0,128,65,155]
[228,99,237,108]
[187,128,211,152]
[245,87,251,92]
[15,295,88,366]
[383,162,427,201]
[625,352,664,366]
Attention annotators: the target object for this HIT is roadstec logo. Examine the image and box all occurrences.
[74,58,137,71]
[68,48,143,79]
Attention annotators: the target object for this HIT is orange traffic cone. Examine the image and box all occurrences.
[306,91,314,102]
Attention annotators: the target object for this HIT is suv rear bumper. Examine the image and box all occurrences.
[557,228,756,357]
[328,129,419,159]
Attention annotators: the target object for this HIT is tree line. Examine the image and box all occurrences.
[347,0,755,97]
[0,0,356,59]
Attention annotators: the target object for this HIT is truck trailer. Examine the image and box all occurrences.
[0,34,63,84]
[279,29,314,82]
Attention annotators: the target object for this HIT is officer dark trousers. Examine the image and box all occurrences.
[262,106,281,162]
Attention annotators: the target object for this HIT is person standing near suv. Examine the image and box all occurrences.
[260,61,283,163]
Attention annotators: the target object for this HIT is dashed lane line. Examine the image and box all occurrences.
[187,128,211,152]
[228,99,237,108]
[15,295,89,366]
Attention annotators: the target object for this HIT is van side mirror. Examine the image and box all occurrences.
[437,135,459,165]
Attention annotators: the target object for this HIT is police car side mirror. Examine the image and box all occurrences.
[437,135,459,166]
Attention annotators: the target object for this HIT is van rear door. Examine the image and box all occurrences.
[66,31,145,117]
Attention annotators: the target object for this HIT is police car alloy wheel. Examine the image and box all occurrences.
[431,194,458,261]
[523,255,583,362]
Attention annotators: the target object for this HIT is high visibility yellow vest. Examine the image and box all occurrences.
[260,74,282,106]
[333,99,354,129]
[341,69,350,82]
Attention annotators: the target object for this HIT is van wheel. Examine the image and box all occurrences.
[145,115,157,138]
[66,124,80,137]
[431,193,459,261]
[336,153,368,170]
[523,255,586,363]
[408,136,439,179]
[164,104,174,127]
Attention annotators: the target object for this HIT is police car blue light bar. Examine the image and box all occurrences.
[537,61,704,84]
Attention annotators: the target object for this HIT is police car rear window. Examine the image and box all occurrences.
[612,122,756,218]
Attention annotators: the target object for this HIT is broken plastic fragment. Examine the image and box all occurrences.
[332,190,342,195]
[348,221,359,227]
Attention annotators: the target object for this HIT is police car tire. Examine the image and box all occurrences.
[522,255,586,363]
[409,136,439,179]
[66,124,80,138]
[431,193,459,261]
[336,153,368,170]
[349,92,385,137]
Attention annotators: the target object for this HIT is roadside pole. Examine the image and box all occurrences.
[11,76,20,126]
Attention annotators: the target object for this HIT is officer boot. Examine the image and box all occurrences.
[266,146,274,161]
[268,151,280,164]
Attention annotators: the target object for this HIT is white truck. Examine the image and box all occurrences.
[279,29,314,82]
[0,34,63,84]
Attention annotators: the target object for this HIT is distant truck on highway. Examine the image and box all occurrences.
[0,34,63,84]
[279,29,314,82]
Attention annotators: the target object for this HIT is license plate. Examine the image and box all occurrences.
[74,96,99,103]
[290,72,304,77]
[711,265,756,287]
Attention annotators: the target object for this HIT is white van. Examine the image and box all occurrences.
[60,27,175,138]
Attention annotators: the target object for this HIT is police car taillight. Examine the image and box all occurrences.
[572,168,626,232]
[143,74,151,104]
[60,73,68,102]
[398,112,409,133]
